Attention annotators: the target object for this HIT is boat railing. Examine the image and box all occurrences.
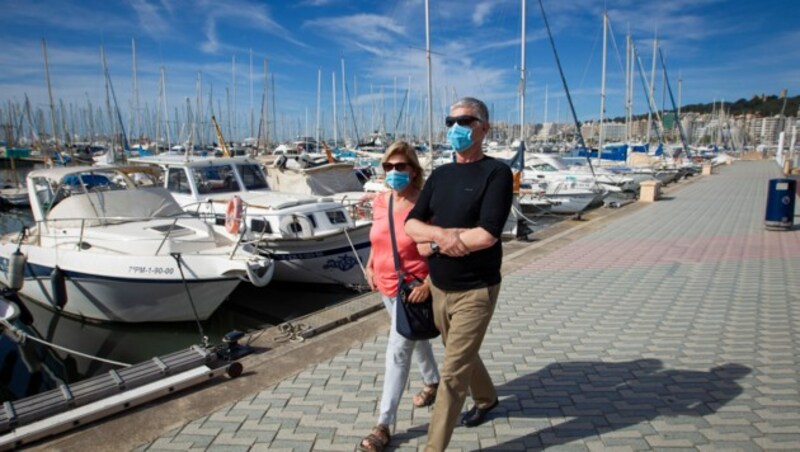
[34,214,211,256]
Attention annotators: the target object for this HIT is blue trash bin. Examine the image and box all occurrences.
[765,178,796,230]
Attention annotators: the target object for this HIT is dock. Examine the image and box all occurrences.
[26,160,800,450]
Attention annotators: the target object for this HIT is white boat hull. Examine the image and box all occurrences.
[0,245,244,323]
[259,223,371,286]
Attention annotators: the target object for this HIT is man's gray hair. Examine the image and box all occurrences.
[451,97,490,123]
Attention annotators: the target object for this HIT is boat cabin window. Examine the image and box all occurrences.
[32,177,56,208]
[238,164,269,190]
[192,164,240,194]
[167,168,192,194]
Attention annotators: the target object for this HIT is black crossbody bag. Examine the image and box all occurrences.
[388,194,440,340]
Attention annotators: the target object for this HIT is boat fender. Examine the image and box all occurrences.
[225,195,243,235]
[279,214,314,239]
[8,249,26,291]
[245,258,274,288]
[51,266,68,309]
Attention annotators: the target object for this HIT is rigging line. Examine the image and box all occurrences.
[536,0,596,178]
[170,252,208,347]
[658,48,690,155]
[633,45,663,143]
[578,19,602,90]
[1,318,132,367]
[604,17,627,76]
[338,195,368,280]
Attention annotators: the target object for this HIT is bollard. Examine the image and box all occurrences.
[639,180,661,202]
[702,163,713,176]
[783,160,793,175]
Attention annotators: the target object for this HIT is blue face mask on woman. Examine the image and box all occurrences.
[385,170,411,191]
[447,124,474,152]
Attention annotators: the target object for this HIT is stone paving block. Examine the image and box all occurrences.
[147,437,195,450]
[170,433,216,448]
[210,431,257,447]
[178,420,220,437]
[697,441,762,452]
[754,435,800,449]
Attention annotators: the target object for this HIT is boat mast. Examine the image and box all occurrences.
[102,45,116,162]
[646,34,658,144]
[255,58,268,155]
[332,71,338,147]
[161,67,171,150]
[341,58,348,146]
[41,39,59,163]
[625,31,632,145]
[519,0,527,156]
[598,10,607,166]
[425,0,434,157]
[249,49,254,139]
[132,38,140,142]
[316,68,321,152]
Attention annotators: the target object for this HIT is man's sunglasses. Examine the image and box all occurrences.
[382,162,409,172]
[445,115,481,127]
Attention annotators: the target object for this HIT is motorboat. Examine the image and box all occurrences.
[0,186,29,207]
[128,156,372,288]
[527,153,639,193]
[521,155,609,214]
[0,165,272,323]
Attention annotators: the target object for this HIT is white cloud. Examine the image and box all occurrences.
[129,0,171,39]
[201,18,219,54]
[472,2,494,26]
[306,14,405,44]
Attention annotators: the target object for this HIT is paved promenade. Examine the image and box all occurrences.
[144,161,799,451]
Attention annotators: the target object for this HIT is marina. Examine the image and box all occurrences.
[1,159,793,450]
[0,0,798,449]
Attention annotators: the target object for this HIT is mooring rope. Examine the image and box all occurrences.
[1,318,132,367]
[273,321,311,343]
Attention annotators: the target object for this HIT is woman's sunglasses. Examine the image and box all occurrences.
[382,162,409,172]
[445,115,481,127]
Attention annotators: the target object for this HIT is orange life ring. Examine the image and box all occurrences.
[225,196,243,234]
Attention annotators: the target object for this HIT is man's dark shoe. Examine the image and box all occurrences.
[460,398,499,427]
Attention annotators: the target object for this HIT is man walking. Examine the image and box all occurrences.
[405,97,513,451]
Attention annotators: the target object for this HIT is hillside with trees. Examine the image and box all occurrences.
[681,94,800,117]
[616,93,799,123]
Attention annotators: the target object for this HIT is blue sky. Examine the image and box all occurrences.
[0,0,797,143]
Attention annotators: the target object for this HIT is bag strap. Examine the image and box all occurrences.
[387,193,405,281]
[388,194,422,284]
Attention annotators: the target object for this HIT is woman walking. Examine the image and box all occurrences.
[359,141,440,452]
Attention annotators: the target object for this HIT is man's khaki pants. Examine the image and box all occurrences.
[425,281,500,451]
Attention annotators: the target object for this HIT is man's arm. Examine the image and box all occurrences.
[457,226,497,251]
[405,219,470,257]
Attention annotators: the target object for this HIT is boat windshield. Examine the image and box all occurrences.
[192,164,240,194]
[237,163,269,190]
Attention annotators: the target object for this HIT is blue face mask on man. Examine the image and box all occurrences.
[447,124,474,152]
[385,170,411,191]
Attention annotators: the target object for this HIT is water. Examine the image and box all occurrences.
[1,271,358,402]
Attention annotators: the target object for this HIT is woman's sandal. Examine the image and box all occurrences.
[357,424,390,452]
[412,382,438,408]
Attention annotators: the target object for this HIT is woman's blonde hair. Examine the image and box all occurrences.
[381,141,425,189]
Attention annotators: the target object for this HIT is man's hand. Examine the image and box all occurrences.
[437,228,470,257]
